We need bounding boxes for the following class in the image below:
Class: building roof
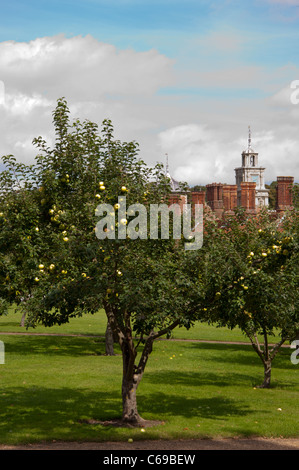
[166,171,181,191]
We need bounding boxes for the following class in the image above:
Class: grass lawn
[0,306,261,342]
[0,309,298,444]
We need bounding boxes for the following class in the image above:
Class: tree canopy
[197,208,299,387]
[0,98,203,424]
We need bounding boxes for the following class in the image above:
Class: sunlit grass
[0,307,265,343]
[0,326,298,445]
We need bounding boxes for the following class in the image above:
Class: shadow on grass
[0,322,21,329]
[137,391,255,422]
[145,368,260,388]
[187,342,296,371]
[0,386,122,443]
[0,383,255,443]
[2,335,117,357]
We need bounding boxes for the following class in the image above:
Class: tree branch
[244,327,265,363]
[270,337,287,362]
[151,319,181,340]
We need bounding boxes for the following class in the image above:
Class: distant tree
[191,185,207,193]
[292,183,299,210]
[198,208,299,388]
[0,156,42,324]
[265,181,277,209]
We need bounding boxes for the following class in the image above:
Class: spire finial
[165,153,169,175]
[248,125,252,152]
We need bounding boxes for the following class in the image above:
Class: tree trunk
[20,312,26,327]
[260,360,272,388]
[105,322,115,356]
[121,340,145,426]
[122,376,144,425]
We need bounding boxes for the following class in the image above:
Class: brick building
[166,129,295,217]
[235,126,269,208]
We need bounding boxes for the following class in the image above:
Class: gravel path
[1,437,299,450]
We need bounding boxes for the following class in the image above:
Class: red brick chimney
[191,191,206,206]
[240,182,256,211]
[223,185,238,211]
[276,177,294,212]
[206,183,224,214]
[168,193,188,213]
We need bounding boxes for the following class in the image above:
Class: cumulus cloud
[0,34,174,98]
[158,124,241,186]
[0,33,298,185]
[0,34,174,164]
[158,119,299,187]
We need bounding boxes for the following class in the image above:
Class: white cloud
[0,34,174,164]
[158,124,240,185]
[0,33,298,185]
[0,34,174,99]
[3,93,54,115]
[158,120,299,186]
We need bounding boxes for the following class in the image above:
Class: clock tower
[235,126,269,207]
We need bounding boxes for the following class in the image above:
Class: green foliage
[196,208,299,386]
[265,181,277,210]
[0,98,204,422]
[293,183,299,210]
[11,99,200,336]
[200,210,298,334]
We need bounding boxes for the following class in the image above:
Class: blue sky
[0,0,298,184]
[2,0,299,63]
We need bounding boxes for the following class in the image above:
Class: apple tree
[198,208,299,388]
[0,156,46,324]
[15,98,203,425]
